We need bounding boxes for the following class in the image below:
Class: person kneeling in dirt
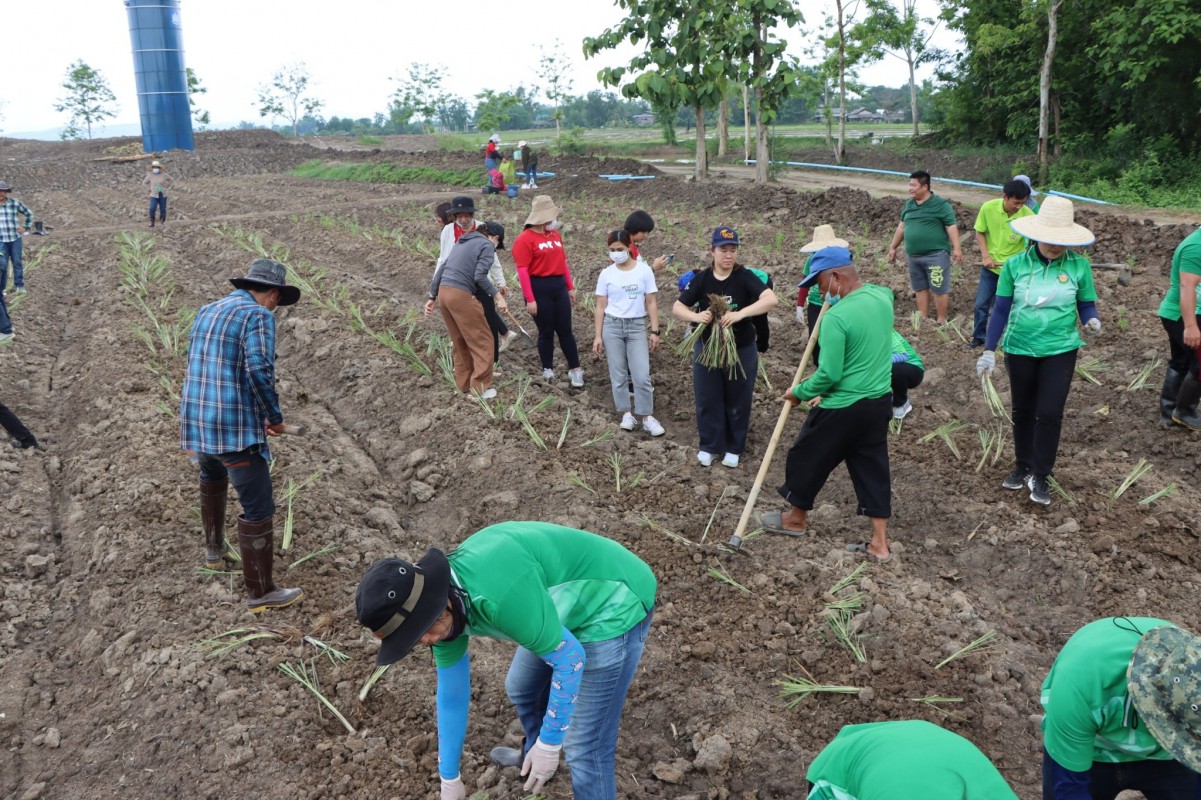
[889,330,923,421]
[1041,617,1201,799]
[807,720,1018,799]
[355,522,656,800]
[179,258,303,613]
[766,246,894,562]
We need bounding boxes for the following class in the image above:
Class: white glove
[440,776,466,800]
[521,738,561,793]
[795,306,805,323]
[1084,317,1102,335]
[976,350,996,377]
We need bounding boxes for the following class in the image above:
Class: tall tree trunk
[1052,92,1062,157]
[694,105,708,182]
[822,85,832,148]
[835,0,848,163]
[742,84,751,163]
[718,95,729,158]
[907,51,919,137]
[1037,0,1064,185]
[755,87,769,184]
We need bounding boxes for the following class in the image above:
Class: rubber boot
[200,478,228,569]
[1160,367,1185,427]
[237,515,303,612]
[1171,373,1201,431]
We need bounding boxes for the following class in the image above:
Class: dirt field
[2,130,1199,800]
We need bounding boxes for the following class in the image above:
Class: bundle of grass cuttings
[679,294,745,379]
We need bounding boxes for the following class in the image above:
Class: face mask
[610,250,630,265]
[824,291,841,306]
[458,217,474,230]
[546,220,561,232]
[152,168,161,174]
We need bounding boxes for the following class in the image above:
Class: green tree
[186,67,211,130]
[855,0,941,136]
[54,60,117,140]
[389,62,448,133]
[818,0,881,163]
[437,97,472,133]
[475,89,522,133]
[257,62,323,138]
[537,40,576,136]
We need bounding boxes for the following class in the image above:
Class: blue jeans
[602,315,653,415]
[484,157,497,171]
[972,268,1000,342]
[1042,748,1201,799]
[195,445,275,520]
[504,610,653,800]
[1,238,24,289]
[0,282,11,334]
[692,338,758,456]
[149,195,168,222]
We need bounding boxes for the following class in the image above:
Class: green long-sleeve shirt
[795,283,893,408]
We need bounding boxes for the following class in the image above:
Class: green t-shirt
[1041,617,1177,771]
[901,193,956,256]
[1157,227,1201,321]
[806,720,1019,800]
[890,330,923,369]
[800,254,822,307]
[432,522,657,667]
[996,246,1097,357]
[973,198,1034,272]
[797,284,893,409]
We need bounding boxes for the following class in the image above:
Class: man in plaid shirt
[0,181,35,295]
[180,258,303,612]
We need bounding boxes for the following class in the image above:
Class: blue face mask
[824,291,841,306]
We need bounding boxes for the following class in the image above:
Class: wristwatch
[650,329,660,335]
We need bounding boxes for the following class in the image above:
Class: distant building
[846,107,885,123]
[884,110,907,123]
[632,112,656,126]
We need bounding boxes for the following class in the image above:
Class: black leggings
[1161,315,1201,378]
[529,275,580,370]
[475,289,508,363]
[1006,349,1077,478]
[806,302,822,366]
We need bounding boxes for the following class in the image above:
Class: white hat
[1009,196,1095,246]
[1013,174,1038,197]
[518,140,528,148]
[490,133,501,143]
[800,224,849,253]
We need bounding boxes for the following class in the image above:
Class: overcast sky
[3,0,958,136]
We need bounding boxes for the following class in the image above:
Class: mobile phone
[667,254,675,265]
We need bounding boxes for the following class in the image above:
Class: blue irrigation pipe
[743,159,1113,206]
[598,174,657,181]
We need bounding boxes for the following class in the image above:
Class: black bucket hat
[483,221,506,250]
[229,258,301,306]
[449,196,477,215]
[356,549,451,665]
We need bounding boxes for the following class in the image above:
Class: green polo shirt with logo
[796,283,893,408]
[799,254,822,306]
[996,246,1097,358]
[1041,617,1177,771]
[1157,227,1201,322]
[901,193,956,256]
[973,198,1034,272]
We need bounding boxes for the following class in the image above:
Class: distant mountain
[2,121,241,142]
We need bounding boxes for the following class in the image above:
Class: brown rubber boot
[200,478,229,569]
[236,515,303,613]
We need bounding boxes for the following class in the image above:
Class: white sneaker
[498,331,519,353]
[480,388,498,401]
[893,400,912,420]
[642,416,665,437]
[542,368,555,381]
[14,287,26,294]
[697,451,715,467]
[722,453,740,468]
[569,368,584,388]
[0,332,13,343]
[619,412,637,431]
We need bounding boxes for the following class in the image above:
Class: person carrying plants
[1041,617,1201,799]
[672,225,778,468]
[807,720,1018,799]
[519,140,539,188]
[592,229,664,436]
[765,246,894,562]
[424,221,507,400]
[969,179,1035,348]
[887,169,963,325]
[889,329,923,420]
[354,522,656,800]
[1156,225,1201,430]
[975,196,1100,506]
[142,160,174,228]
[623,209,670,271]
[797,224,851,367]
[512,195,585,386]
[179,258,303,613]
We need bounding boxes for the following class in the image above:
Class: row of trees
[52,60,211,140]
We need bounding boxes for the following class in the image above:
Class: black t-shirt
[679,267,769,349]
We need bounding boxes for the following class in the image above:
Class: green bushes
[291,160,485,187]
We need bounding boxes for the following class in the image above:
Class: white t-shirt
[594,261,657,319]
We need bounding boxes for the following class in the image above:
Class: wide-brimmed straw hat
[525,195,559,227]
[1129,625,1201,772]
[800,224,849,253]
[230,258,301,306]
[356,549,452,665]
[1009,196,1095,246]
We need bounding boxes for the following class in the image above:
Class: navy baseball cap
[798,246,853,288]
[711,225,740,247]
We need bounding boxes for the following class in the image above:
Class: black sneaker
[1001,467,1029,490]
[968,338,985,349]
[1028,474,1051,505]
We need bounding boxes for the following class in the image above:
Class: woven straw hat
[801,224,849,253]
[1129,625,1201,772]
[525,195,559,227]
[1009,196,1095,246]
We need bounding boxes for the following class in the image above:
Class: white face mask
[546,220,561,231]
[610,250,630,265]
[457,217,474,230]
[152,168,161,174]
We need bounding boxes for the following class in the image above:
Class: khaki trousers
[439,286,494,393]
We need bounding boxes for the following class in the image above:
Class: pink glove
[521,738,561,793]
[440,776,466,800]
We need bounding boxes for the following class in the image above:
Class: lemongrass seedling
[910,695,966,719]
[608,452,623,492]
[566,472,596,495]
[935,629,998,669]
[942,317,968,344]
[637,515,695,546]
[1074,357,1107,385]
[1047,476,1075,504]
[975,427,999,473]
[825,592,865,612]
[756,361,773,393]
[1139,483,1177,506]
[707,563,751,594]
[581,429,615,447]
[910,310,922,331]
[920,420,969,460]
[287,543,341,570]
[359,665,390,702]
[675,319,706,359]
[304,635,351,666]
[1126,357,1162,392]
[699,487,731,545]
[829,562,868,595]
[1105,458,1152,510]
[825,609,867,663]
[628,470,645,488]
[776,670,862,708]
[513,405,547,450]
[556,410,571,449]
[888,417,904,435]
[278,660,357,733]
[529,395,556,415]
[470,389,498,419]
[199,627,283,659]
[980,374,1010,422]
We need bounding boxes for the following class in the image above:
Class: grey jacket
[429,231,497,299]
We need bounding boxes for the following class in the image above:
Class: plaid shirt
[180,290,283,456]
[0,197,35,242]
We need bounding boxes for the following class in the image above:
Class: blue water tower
[125,0,194,152]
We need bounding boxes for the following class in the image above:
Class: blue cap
[798,246,853,288]
[711,225,740,247]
